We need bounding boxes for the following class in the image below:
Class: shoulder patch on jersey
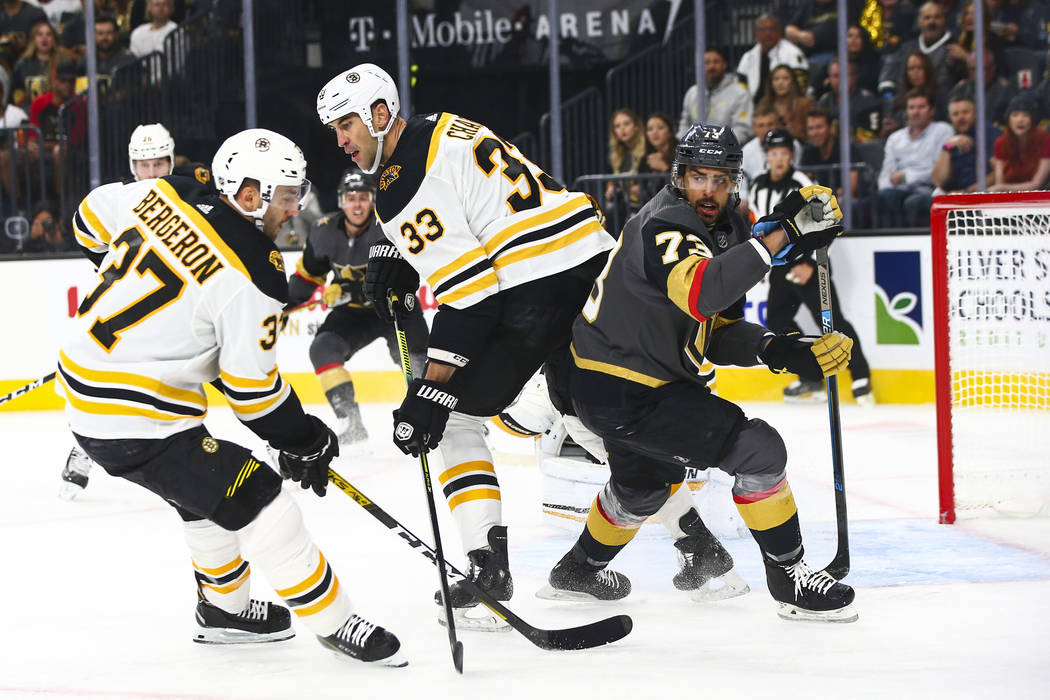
[194,166,211,184]
[374,113,443,222]
[269,250,285,272]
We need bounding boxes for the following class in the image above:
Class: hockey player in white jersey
[317,63,614,628]
[59,128,406,666]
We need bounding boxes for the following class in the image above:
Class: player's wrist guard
[364,243,419,323]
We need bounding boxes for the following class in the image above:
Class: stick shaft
[0,372,56,408]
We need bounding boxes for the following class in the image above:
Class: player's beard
[694,198,724,227]
[261,206,289,240]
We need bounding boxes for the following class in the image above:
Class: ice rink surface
[2,400,1048,700]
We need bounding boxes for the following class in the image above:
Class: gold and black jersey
[291,213,385,309]
[571,186,774,388]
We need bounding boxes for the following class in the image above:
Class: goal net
[932,193,1050,523]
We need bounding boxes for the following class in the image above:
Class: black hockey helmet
[337,169,374,197]
[762,127,794,152]
[672,123,743,186]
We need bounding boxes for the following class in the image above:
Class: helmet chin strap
[361,134,385,174]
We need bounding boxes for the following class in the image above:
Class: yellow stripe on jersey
[435,269,499,306]
[219,367,280,391]
[426,113,454,173]
[73,228,104,251]
[482,194,590,255]
[59,350,207,408]
[57,373,206,421]
[491,219,602,271]
[570,343,670,388]
[426,245,488,291]
[155,179,250,280]
[79,198,112,245]
[227,383,290,415]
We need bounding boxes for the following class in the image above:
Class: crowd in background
[605,0,1050,229]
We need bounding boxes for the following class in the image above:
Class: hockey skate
[783,379,826,403]
[193,594,295,644]
[318,614,407,667]
[673,512,750,602]
[852,378,876,407]
[59,447,93,501]
[764,558,858,623]
[536,546,631,602]
[436,526,512,631]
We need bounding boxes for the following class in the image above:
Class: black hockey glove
[759,332,854,382]
[392,379,458,457]
[753,186,843,264]
[364,243,419,323]
[276,416,339,497]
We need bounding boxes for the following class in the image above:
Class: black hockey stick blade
[327,468,633,651]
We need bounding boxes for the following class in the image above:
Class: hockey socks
[185,520,252,614]
[438,413,502,553]
[733,476,803,565]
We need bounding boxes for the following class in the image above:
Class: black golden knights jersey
[61,175,300,441]
[571,186,773,388]
[290,212,384,309]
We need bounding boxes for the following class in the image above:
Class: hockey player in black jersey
[287,169,428,447]
[543,123,859,623]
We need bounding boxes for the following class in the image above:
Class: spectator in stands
[677,46,752,143]
[989,92,1050,191]
[879,1,969,98]
[605,107,645,217]
[951,50,1016,127]
[786,0,851,64]
[860,0,918,57]
[816,60,883,142]
[0,0,47,64]
[60,0,122,60]
[28,0,81,30]
[847,24,880,94]
[22,199,71,253]
[0,77,27,160]
[953,0,979,53]
[877,90,955,226]
[930,91,1000,194]
[882,51,947,138]
[28,59,78,194]
[129,0,175,58]
[739,104,803,208]
[737,13,808,100]
[634,111,677,203]
[77,13,133,81]
[756,64,812,142]
[11,19,58,106]
[988,0,1049,52]
[128,0,186,26]
[800,107,861,198]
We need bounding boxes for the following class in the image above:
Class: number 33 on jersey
[373,113,612,310]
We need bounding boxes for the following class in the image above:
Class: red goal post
[931,192,1050,524]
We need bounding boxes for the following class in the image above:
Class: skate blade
[534,584,626,602]
[784,394,827,403]
[687,569,751,602]
[437,605,511,632]
[775,602,858,623]
[58,482,85,501]
[193,626,296,644]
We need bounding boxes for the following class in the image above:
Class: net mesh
[944,206,1050,517]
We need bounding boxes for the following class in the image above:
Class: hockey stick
[0,372,56,408]
[814,245,850,580]
[388,293,464,674]
[326,467,633,651]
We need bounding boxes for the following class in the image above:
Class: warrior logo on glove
[395,422,414,441]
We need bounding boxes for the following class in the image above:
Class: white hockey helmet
[211,128,311,220]
[128,123,175,178]
[316,63,400,174]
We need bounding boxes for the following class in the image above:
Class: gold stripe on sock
[735,483,798,531]
[293,577,340,617]
[192,555,244,577]
[275,552,327,598]
[585,497,640,547]
[201,566,251,594]
[447,487,501,510]
[318,367,353,393]
[439,460,495,485]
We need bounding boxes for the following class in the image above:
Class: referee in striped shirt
[748,129,874,405]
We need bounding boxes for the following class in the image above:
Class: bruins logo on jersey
[269,250,285,272]
[201,437,219,453]
[380,165,401,191]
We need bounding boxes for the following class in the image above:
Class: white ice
[2,401,1048,700]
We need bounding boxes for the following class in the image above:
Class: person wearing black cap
[989,92,1050,192]
[752,128,874,405]
[286,168,429,449]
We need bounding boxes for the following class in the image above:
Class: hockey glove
[323,281,353,307]
[753,186,843,264]
[277,416,339,497]
[364,243,419,323]
[392,379,458,457]
[759,331,854,382]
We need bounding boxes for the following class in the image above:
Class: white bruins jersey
[374,113,613,309]
[59,176,293,440]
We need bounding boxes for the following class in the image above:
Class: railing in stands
[0,125,50,250]
[572,172,669,236]
[539,87,605,183]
